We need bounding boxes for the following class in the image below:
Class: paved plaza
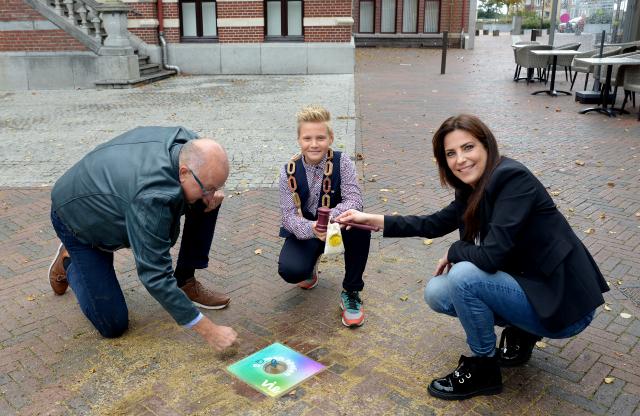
[1,34,640,415]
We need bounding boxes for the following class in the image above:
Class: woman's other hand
[434,252,452,276]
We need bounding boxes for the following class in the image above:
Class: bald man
[48,127,237,351]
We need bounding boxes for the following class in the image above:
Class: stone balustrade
[42,0,131,54]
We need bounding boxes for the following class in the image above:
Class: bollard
[441,31,448,75]
[530,29,537,41]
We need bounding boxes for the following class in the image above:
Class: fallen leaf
[584,228,595,234]
[368,177,377,182]
[416,279,423,283]
[400,296,408,301]
[89,368,96,374]
[575,160,585,166]
[391,211,398,215]
[379,189,391,192]
[555,108,562,112]
[568,208,575,213]
[550,191,560,196]
[535,341,547,349]
[604,304,612,311]
[616,280,623,285]
[607,182,615,187]
[635,212,640,218]
[26,295,35,301]
[599,213,606,220]
[620,312,632,319]
[603,377,615,384]
[423,239,433,245]
[381,197,388,203]
[355,153,364,161]
[254,248,262,255]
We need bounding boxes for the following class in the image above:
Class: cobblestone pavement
[1,34,640,415]
[0,75,355,189]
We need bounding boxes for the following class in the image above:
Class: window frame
[264,0,304,42]
[379,0,397,34]
[358,0,375,34]
[423,0,441,33]
[401,0,418,34]
[179,0,218,43]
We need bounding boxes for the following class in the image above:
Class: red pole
[157,0,164,33]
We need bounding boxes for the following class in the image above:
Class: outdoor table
[530,50,582,96]
[575,56,640,117]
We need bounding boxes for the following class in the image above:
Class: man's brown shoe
[180,277,230,310]
[48,243,70,295]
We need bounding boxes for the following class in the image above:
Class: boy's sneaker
[297,262,319,290]
[340,290,364,327]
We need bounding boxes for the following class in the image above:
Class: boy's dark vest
[279,151,342,238]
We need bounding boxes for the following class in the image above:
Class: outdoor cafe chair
[552,42,581,82]
[512,41,539,81]
[515,44,552,83]
[620,62,640,121]
[597,53,640,110]
[570,46,622,91]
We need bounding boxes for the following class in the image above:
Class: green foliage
[521,17,550,29]
[586,9,612,24]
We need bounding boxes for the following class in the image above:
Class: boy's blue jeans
[424,261,594,356]
[50,201,218,338]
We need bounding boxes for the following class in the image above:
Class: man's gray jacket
[51,126,200,325]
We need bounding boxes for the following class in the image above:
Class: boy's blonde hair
[296,105,333,137]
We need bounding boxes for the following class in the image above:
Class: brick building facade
[0,0,355,89]
[353,0,472,47]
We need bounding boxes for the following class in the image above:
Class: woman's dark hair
[432,114,502,241]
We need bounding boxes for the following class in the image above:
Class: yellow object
[329,234,342,247]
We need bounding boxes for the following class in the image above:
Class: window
[424,0,439,33]
[265,1,303,39]
[402,0,418,33]
[180,0,217,41]
[359,1,374,33]
[380,0,396,33]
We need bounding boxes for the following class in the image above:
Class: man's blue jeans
[424,261,594,356]
[50,201,218,338]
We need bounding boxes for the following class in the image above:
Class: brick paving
[1,34,640,415]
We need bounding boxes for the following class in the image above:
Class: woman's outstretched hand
[335,209,385,231]
[434,252,452,276]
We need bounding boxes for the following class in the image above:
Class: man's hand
[192,316,238,351]
[434,252,452,276]
[311,221,326,241]
[203,190,224,212]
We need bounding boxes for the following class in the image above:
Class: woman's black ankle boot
[497,326,542,367]
[427,355,502,400]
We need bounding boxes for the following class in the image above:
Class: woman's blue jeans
[424,261,594,356]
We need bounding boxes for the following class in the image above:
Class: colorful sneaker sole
[297,274,318,290]
[339,299,364,327]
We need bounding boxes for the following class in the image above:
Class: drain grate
[619,287,640,308]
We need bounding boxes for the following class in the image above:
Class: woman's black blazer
[384,157,609,332]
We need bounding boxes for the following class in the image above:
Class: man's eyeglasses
[189,168,217,196]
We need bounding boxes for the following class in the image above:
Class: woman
[336,114,608,400]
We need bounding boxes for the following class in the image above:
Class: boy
[277,105,371,327]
